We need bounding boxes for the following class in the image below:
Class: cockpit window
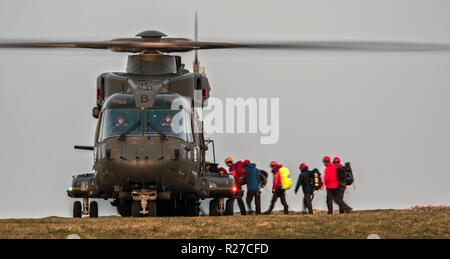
[146,109,192,141]
[101,109,142,141]
[99,93,194,142]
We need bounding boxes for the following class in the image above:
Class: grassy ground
[0,206,448,239]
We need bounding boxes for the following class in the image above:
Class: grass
[0,206,448,239]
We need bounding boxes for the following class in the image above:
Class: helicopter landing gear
[131,201,140,217]
[225,198,234,216]
[73,201,82,218]
[72,198,98,218]
[156,201,173,217]
[82,197,89,216]
[131,188,157,217]
[148,201,157,217]
[209,197,226,216]
[89,201,98,218]
[131,200,156,217]
[185,200,200,217]
[115,200,132,217]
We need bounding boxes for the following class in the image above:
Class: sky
[0,0,449,218]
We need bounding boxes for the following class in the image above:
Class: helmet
[225,157,233,164]
[323,156,331,163]
[299,163,307,170]
[243,160,250,166]
[270,161,278,167]
[333,157,341,163]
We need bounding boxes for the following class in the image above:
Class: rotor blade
[134,40,450,52]
[1,39,450,53]
[229,41,450,52]
[0,41,109,50]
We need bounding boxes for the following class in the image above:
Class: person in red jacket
[263,161,289,215]
[323,156,351,214]
[224,157,247,215]
[219,167,229,175]
[333,157,352,214]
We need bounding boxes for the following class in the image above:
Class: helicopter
[1,18,450,218]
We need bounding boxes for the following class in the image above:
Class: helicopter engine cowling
[94,56,211,114]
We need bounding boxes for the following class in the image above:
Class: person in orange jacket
[263,161,289,215]
[224,157,247,215]
[323,156,351,214]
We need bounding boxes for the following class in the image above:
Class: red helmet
[243,160,250,166]
[333,157,341,163]
[323,156,331,163]
[270,161,278,167]
[299,163,307,170]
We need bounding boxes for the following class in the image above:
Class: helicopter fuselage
[67,53,236,217]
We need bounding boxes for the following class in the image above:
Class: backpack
[279,167,292,190]
[343,162,354,185]
[310,168,322,191]
[257,169,268,189]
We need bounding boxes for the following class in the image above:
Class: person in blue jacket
[244,159,261,215]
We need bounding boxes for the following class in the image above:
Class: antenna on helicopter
[193,10,200,73]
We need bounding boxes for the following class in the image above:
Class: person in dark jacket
[244,160,261,215]
[323,156,352,214]
[333,157,352,214]
[294,163,314,214]
[264,161,289,215]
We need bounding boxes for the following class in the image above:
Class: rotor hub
[136,30,167,42]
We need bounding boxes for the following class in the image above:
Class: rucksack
[257,169,268,189]
[343,162,354,185]
[279,167,292,190]
[310,168,322,191]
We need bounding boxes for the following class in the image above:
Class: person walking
[323,156,352,214]
[264,161,289,215]
[294,163,314,214]
[244,160,261,215]
[333,157,353,214]
[225,157,247,215]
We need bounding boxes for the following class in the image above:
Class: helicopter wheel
[131,201,141,217]
[117,201,132,217]
[73,201,82,218]
[156,201,173,217]
[148,201,157,217]
[89,201,98,218]
[209,198,219,216]
[185,201,200,217]
[224,198,234,216]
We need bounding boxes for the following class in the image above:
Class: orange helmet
[225,157,233,164]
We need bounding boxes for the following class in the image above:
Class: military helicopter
[1,17,450,218]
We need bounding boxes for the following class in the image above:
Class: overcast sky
[0,0,449,218]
